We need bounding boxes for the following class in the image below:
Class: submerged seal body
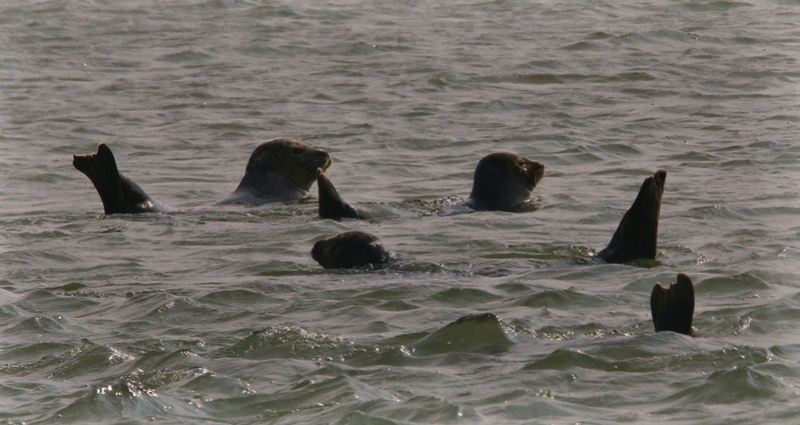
[651,272,695,335]
[597,169,666,264]
[74,138,332,214]
[311,231,392,269]
[466,152,546,212]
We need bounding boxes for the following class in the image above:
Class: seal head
[651,272,695,335]
[311,231,391,269]
[466,152,545,212]
[597,169,666,264]
[73,143,174,214]
[216,138,332,205]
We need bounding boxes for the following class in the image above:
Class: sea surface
[1,1,799,424]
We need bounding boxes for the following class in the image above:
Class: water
[1,0,799,423]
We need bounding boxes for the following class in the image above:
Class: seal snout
[521,160,545,190]
[528,160,545,179]
[537,161,546,177]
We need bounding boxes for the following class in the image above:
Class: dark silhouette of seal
[651,272,695,335]
[215,138,332,205]
[72,143,175,214]
[317,169,360,220]
[597,169,666,263]
[73,138,332,214]
[465,152,546,212]
[311,231,392,269]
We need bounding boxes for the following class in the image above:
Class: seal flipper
[317,169,360,220]
[597,169,666,264]
[73,143,169,214]
[651,272,695,334]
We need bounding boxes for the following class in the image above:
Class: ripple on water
[694,272,770,295]
[214,326,348,361]
[2,314,90,338]
[428,287,502,307]
[665,365,786,406]
[511,288,610,310]
[51,372,202,423]
[411,313,514,356]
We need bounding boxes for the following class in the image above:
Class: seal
[317,169,360,220]
[311,231,392,269]
[215,138,332,205]
[312,151,545,217]
[651,272,695,335]
[465,152,546,212]
[73,138,332,214]
[597,169,666,264]
[73,143,175,214]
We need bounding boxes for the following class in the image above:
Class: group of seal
[313,161,691,335]
[72,138,331,214]
[73,140,694,335]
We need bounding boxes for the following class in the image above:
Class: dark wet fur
[217,138,332,205]
[651,272,695,335]
[467,152,546,212]
[598,169,666,264]
[311,231,391,269]
[72,143,168,214]
[317,169,360,220]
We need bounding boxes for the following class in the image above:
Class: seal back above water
[466,152,546,212]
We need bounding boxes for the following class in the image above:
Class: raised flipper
[651,272,695,335]
[311,231,391,269]
[73,143,172,214]
[317,169,360,220]
[598,169,666,263]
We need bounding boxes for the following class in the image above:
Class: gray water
[2,0,800,423]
